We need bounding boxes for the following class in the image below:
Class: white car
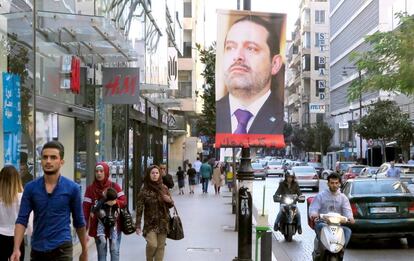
[266,161,285,177]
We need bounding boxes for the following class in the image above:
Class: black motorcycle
[273,194,305,242]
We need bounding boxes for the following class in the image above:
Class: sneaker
[297,226,302,234]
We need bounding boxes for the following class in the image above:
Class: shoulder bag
[120,207,136,235]
[167,205,184,240]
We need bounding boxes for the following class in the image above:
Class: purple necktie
[233,109,253,134]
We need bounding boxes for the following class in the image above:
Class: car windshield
[293,167,315,174]
[350,166,365,174]
[351,180,411,195]
[308,162,321,167]
[268,161,282,166]
[251,163,263,169]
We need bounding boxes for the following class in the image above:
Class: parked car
[341,178,414,246]
[307,162,323,178]
[358,166,379,178]
[266,160,284,177]
[342,165,368,183]
[336,161,356,175]
[290,166,319,192]
[376,163,414,184]
[251,162,266,180]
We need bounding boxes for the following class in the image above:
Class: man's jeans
[95,233,122,261]
[315,221,351,247]
[202,178,209,193]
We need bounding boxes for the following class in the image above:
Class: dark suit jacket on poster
[216,93,283,134]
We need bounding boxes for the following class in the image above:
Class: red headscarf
[92,162,111,199]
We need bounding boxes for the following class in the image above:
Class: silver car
[291,166,319,192]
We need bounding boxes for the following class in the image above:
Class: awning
[1,11,138,63]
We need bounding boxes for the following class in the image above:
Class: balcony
[288,93,300,106]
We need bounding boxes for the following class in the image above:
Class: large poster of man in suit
[215,10,286,148]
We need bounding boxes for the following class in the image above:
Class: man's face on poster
[223,20,281,100]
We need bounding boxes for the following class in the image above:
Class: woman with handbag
[136,165,174,261]
[83,162,127,261]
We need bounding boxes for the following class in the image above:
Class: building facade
[329,0,413,162]
[285,0,330,128]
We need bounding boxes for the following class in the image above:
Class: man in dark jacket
[273,172,302,233]
[160,164,174,189]
[187,164,197,194]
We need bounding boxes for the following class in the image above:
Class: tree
[195,43,216,141]
[348,13,414,100]
[353,100,414,162]
[291,126,307,159]
[313,122,334,155]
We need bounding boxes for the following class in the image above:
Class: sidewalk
[75,183,238,260]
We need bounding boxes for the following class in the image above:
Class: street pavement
[75,182,240,261]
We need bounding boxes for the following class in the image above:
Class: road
[251,176,414,261]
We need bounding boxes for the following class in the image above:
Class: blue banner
[2,72,22,168]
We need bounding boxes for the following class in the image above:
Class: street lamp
[341,66,363,161]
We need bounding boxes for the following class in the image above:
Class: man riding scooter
[273,171,303,235]
[309,172,355,260]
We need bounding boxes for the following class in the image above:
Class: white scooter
[312,212,348,261]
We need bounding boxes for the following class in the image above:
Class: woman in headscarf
[83,162,126,261]
[136,165,174,261]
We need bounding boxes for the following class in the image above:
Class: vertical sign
[168,47,178,90]
[2,72,21,168]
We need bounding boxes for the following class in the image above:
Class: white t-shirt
[193,160,202,172]
[0,193,23,236]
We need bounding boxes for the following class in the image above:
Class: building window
[180,29,192,58]
[184,1,192,18]
[315,10,325,24]
[302,32,310,49]
[302,54,310,71]
[302,8,310,25]
[178,70,192,98]
[314,56,326,70]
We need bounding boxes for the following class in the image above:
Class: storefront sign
[102,67,140,104]
[149,107,158,120]
[309,103,326,113]
[338,122,349,129]
[161,113,168,125]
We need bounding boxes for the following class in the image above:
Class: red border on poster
[216,133,285,148]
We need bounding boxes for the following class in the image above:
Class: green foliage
[354,100,414,160]
[348,13,414,100]
[195,43,216,139]
[7,45,31,134]
[291,122,334,156]
[313,122,335,155]
[283,122,293,142]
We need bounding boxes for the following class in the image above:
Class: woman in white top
[0,165,25,261]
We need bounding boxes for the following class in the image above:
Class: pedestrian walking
[386,160,401,178]
[83,162,127,261]
[193,157,202,184]
[211,162,224,195]
[0,165,29,261]
[19,152,33,187]
[186,164,196,194]
[176,166,185,195]
[11,141,88,261]
[200,159,213,194]
[136,165,174,261]
[160,164,174,189]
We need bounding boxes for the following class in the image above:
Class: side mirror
[298,195,306,203]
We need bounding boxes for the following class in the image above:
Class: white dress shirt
[229,90,271,133]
